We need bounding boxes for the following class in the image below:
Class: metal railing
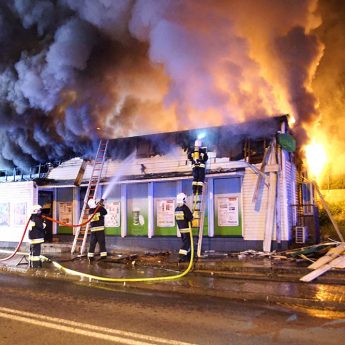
[0,161,61,183]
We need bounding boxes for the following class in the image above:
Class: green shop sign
[278,133,296,152]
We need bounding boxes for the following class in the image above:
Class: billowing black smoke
[0,1,333,170]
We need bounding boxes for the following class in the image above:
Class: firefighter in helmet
[188,139,208,196]
[28,204,46,268]
[87,198,108,262]
[175,193,193,263]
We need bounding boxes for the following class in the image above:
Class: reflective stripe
[30,238,44,244]
[91,226,105,232]
[100,252,107,257]
[192,164,205,168]
[175,211,184,220]
[30,256,41,262]
[179,249,188,255]
[28,221,35,230]
[179,228,191,233]
[197,182,204,186]
[192,181,198,186]
[88,252,94,257]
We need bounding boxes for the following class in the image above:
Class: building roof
[40,115,289,187]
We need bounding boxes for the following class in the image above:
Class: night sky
[0,0,344,174]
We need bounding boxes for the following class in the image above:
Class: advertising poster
[157,199,175,228]
[58,202,73,224]
[217,196,239,227]
[104,200,120,227]
[127,184,148,236]
[13,202,27,226]
[0,203,10,227]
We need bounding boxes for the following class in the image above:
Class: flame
[305,139,328,181]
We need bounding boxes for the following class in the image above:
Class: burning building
[0,1,344,251]
[0,115,319,253]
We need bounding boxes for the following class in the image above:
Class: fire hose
[42,205,101,227]
[0,218,31,262]
[2,205,195,282]
[47,229,194,283]
[0,206,101,262]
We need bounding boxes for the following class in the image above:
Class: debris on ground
[236,249,287,260]
[300,243,345,282]
[203,250,228,258]
[283,242,339,259]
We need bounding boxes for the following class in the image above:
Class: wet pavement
[1,244,345,313]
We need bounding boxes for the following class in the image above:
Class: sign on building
[157,199,175,228]
[0,181,37,243]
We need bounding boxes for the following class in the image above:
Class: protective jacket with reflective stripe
[28,214,45,244]
[188,147,208,168]
[175,204,193,231]
[89,206,107,231]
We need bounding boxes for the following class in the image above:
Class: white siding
[279,151,297,241]
[242,167,269,240]
[0,181,37,242]
[46,150,253,183]
[47,158,84,180]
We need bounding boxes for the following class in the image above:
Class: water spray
[102,152,136,200]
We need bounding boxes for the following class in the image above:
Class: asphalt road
[0,272,344,345]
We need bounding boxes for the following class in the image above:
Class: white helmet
[176,193,187,205]
[32,204,42,214]
[194,139,202,147]
[88,198,97,208]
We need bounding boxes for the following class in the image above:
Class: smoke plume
[0,0,340,172]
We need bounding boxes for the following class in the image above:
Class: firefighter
[188,139,208,196]
[175,193,193,263]
[87,198,108,263]
[28,204,46,268]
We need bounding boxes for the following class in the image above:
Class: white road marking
[0,306,195,345]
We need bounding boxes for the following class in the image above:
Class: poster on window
[0,202,10,227]
[217,196,239,227]
[104,200,120,227]
[13,202,27,226]
[157,199,175,227]
[58,202,73,224]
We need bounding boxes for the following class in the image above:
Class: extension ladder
[191,182,208,258]
[71,139,109,255]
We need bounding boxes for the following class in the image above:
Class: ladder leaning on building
[71,140,109,255]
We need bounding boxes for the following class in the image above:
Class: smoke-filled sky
[0,0,344,176]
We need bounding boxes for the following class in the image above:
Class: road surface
[0,272,344,344]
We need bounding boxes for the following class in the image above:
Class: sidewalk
[1,243,345,312]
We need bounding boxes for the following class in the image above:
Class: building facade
[0,116,302,252]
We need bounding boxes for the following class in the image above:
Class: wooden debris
[283,242,337,258]
[300,255,345,282]
[308,243,345,270]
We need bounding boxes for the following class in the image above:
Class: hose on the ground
[0,206,101,262]
[47,228,194,282]
[3,207,195,283]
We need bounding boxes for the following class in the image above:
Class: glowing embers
[305,139,327,181]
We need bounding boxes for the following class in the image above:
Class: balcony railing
[0,161,61,183]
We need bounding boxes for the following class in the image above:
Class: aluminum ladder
[191,182,208,258]
[71,139,109,255]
